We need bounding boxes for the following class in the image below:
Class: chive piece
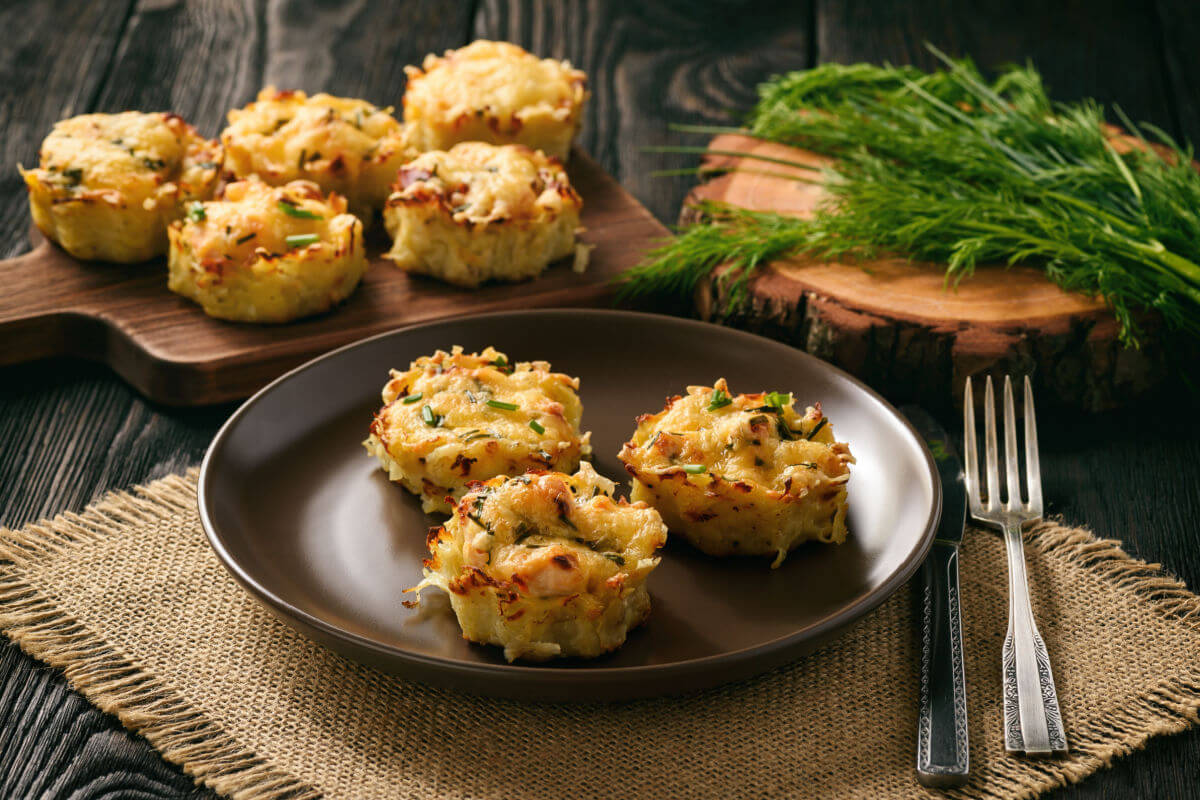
[706,388,732,411]
[187,203,206,222]
[766,391,792,410]
[805,418,829,440]
[489,356,513,374]
[285,233,320,248]
[465,390,477,403]
[235,232,256,245]
[421,404,442,427]
[277,200,322,219]
[604,553,626,566]
[529,419,545,434]
[402,392,423,404]
[682,464,707,474]
[486,399,518,411]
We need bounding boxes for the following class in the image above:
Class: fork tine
[1024,376,1043,515]
[983,376,1002,511]
[963,378,982,515]
[1003,376,1023,509]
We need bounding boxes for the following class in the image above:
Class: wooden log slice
[686,134,1167,411]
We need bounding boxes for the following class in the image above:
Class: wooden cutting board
[688,135,1166,411]
[0,151,667,406]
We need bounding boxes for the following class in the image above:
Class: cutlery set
[908,376,1067,788]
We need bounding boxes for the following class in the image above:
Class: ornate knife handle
[917,543,969,787]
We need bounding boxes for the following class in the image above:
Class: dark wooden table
[2,1,1198,797]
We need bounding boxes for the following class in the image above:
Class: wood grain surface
[1,2,1198,799]
[685,134,1165,412]
[0,149,665,405]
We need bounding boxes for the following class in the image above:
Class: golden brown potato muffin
[220,87,417,219]
[167,179,366,323]
[409,463,668,662]
[618,379,854,567]
[402,40,588,159]
[21,111,221,262]
[364,346,592,514]
[382,142,582,287]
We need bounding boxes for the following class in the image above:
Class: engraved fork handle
[917,543,969,786]
[1001,521,1067,754]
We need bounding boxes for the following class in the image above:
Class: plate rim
[198,308,941,687]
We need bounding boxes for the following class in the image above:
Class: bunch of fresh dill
[618,46,1200,346]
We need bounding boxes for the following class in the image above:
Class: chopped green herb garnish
[421,404,442,427]
[285,233,320,248]
[187,202,206,222]
[486,399,518,411]
[528,419,545,434]
[235,232,256,244]
[706,388,732,411]
[278,200,322,219]
[806,418,829,440]
[765,391,792,410]
[604,553,626,566]
[465,390,477,403]
[682,464,707,474]
[402,392,423,404]
[489,356,514,374]
[61,167,84,185]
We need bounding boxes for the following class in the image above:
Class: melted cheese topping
[628,379,852,494]
[29,111,219,199]
[366,346,591,513]
[412,463,667,661]
[221,87,415,214]
[176,179,350,269]
[404,40,585,124]
[387,142,578,225]
[453,464,665,594]
[402,40,588,158]
[167,178,365,322]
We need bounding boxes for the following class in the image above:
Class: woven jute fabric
[0,472,1198,800]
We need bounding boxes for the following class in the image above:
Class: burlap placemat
[0,471,1197,800]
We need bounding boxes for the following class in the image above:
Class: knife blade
[903,405,969,788]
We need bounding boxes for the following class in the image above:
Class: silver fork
[964,375,1067,756]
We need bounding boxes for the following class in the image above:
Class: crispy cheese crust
[402,40,588,160]
[364,346,592,513]
[167,179,366,323]
[382,142,581,287]
[221,87,417,219]
[618,379,855,567]
[21,112,221,263]
[410,464,667,662]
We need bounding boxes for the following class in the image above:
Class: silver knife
[904,406,969,788]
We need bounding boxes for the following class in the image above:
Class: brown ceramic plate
[198,309,940,701]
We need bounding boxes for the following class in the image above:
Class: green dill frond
[618,45,1200,346]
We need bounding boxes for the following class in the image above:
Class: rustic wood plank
[1155,0,1200,147]
[816,0,1180,141]
[474,0,814,224]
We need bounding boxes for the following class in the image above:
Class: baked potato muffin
[167,179,366,323]
[365,346,592,513]
[20,111,221,262]
[221,87,417,219]
[409,463,668,662]
[402,40,588,160]
[618,379,855,568]
[382,142,581,287]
